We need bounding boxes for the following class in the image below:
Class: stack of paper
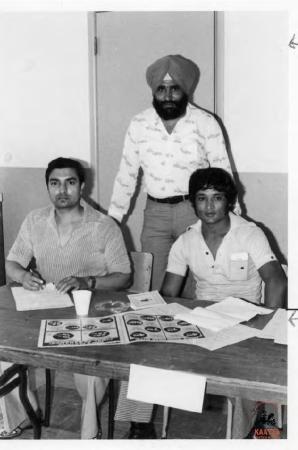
[175,297,273,332]
[12,283,73,311]
[127,290,166,310]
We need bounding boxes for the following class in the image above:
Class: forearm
[93,272,132,291]
[160,272,184,298]
[264,278,287,309]
[5,260,27,284]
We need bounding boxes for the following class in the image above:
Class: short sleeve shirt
[7,200,131,284]
[167,213,277,303]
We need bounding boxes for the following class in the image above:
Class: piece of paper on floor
[207,296,273,321]
[175,307,240,332]
[127,364,206,413]
[11,283,73,311]
[193,324,261,351]
[258,308,287,345]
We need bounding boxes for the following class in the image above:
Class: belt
[147,194,189,204]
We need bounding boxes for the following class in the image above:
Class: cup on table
[73,290,92,316]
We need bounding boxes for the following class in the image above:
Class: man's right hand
[22,271,45,291]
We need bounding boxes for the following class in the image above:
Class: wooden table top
[0,285,287,403]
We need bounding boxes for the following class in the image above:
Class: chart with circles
[122,312,204,343]
[38,316,122,347]
[38,313,204,348]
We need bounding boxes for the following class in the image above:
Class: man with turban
[109,55,239,439]
[109,54,238,294]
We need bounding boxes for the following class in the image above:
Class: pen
[30,269,46,288]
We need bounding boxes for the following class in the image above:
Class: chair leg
[277,404,283,429]
[161,406,170,438]
[18,366,41,439]
[108,379,115,439]
[226,398,233,439]
[43,369,51,427]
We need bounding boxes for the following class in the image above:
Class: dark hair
[45,157,85,185]
[189,168,237,211]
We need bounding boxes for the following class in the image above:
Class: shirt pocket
[229,252,249,281]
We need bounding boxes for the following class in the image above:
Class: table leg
[18,366,41,439]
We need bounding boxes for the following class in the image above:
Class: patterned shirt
[109,104,232,222]
[7,200,131,284]
[167,213,277,304]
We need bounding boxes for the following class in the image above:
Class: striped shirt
[7,200,130,284]
[109,104,232,222]
[167,213,277,304]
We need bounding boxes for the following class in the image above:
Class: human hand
[55,276,88,294]
[22,271,45,291]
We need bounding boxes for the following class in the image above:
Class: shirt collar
[47,197,88,226]
[188,212,244,234]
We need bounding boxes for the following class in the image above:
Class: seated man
[161,167,287,438]
[4,157,131,439]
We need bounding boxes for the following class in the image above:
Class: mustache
[56,195,69,199]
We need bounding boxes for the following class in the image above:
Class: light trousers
[73,374,109,439]
[141,197,197,293]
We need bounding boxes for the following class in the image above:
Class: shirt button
[205,251,209,255]
[211,265,214,268]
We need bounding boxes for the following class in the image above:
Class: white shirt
[167,213,277,303]
[7,200,131,284]
[109,104,232,222]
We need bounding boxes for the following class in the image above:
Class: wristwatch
[88,276,96,290]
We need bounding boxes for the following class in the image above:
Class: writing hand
[56,276,88,294]
[22,270,45,291]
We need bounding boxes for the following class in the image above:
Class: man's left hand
[56,276,88,294]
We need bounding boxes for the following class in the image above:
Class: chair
[0,193,51,429]
[0,364,41,438]
[107,251,153,438]
[163,263,288,439]
[0,193,6,286]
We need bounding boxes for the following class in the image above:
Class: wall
[0,11,288,265]
[216,11,288,262]
[0,12,91,255]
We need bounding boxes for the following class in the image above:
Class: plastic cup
[73,290,92,316]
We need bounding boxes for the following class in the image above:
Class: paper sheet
[175,307,240,332]
[175,297,274,332]
[127,363,206,413]
[191,324,261,351]
[127,290,166,310]
[258,308,287,345]
[207,296,273,320]
[12,283,73,311]
[136,302,191,316]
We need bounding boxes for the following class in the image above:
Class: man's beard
[153,94,188,120]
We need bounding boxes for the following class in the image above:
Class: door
[95,11,215,250]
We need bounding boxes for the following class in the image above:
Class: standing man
[109,54,239,293]
[4,157,131,439]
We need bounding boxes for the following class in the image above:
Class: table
[0,285,287,435]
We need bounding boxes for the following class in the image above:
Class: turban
[146,55,200,97]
